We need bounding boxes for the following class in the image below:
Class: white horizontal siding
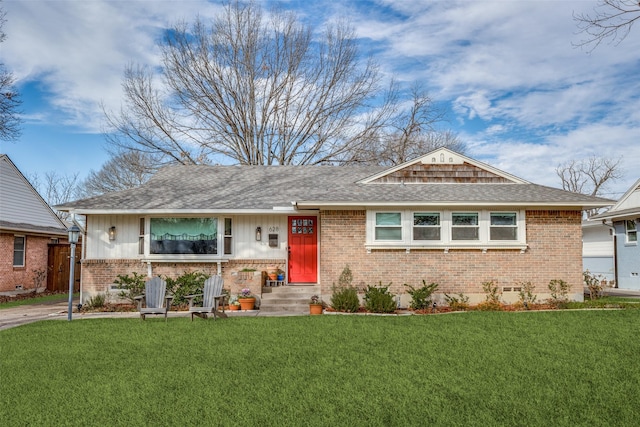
[582,225,614,257]
[85,214,295,260]
[0,156,65,229]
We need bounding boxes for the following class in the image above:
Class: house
[582,219,615,283]
[590,179,640,290]
[55,148,612,306]
[0,154,69,292]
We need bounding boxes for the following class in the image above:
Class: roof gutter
[293,201,614,209]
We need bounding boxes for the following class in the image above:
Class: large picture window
[150,218,218,255]
[413,213,440,241]
[375,212,402,241]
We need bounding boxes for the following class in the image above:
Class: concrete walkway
[0,298,307,331]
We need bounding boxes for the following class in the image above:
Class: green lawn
[0,292,76,309]
[1,311,640,426]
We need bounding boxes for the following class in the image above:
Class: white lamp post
[67,225,80,321]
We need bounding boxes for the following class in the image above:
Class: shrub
[338,265,353,287]
[363,283,396,313]
[516,281,537,308]
[548,279,570,308]
[166,271,209,307]
[85,293,107,310]
[330,265,359,313]
[583,270,604,300]
[114,272,147,304]
[477,281,502,311]
[444,293,470,311]
[330,285,360,313]
[405,280,439,310]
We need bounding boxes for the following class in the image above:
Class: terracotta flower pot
[229,304,240,311]
[309,304,323,315]
[238,298,255,310]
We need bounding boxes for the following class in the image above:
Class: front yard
[1,311,639,426]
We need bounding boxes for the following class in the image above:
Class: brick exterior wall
[319,209,584,304]
[0,233,51,292]
[77,209,584,305]
[80,258,286,304]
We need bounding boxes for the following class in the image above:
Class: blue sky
[1,0,639,198]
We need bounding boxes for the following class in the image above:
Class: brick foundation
[80,258,286,304]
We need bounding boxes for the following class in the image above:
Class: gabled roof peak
[358,148,530,185]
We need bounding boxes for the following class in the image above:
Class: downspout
[602,220,618,288]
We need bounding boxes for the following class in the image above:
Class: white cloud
[3,0,219,130]
[2,0,639,198]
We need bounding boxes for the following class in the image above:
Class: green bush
[85,293,107,310]
[363,282,396,313]
[113,272,147,304]
[338,265,353,287]
[583,270,604,300]
[476,281,502,311]
[516,281,537,308]
[330,285,360,313]
[405,280,439,310]
[166,271,209,307]
[444,293,470,311]
[548,279,570,308]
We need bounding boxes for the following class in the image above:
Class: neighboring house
[582,219,615,283]
[55,148,612,305]
[0,154,68,292]
[591,179,640,290]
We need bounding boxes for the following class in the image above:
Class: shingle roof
[57,163,614,213]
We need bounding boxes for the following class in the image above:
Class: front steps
[259,284,321,313]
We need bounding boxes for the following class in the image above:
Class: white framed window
[13,236,25,267]
[626,220,637,243]
[413,212,441,241]
[150,217,218,255]
[366,209,526,250]
[490,212,518,241]
[138,217,145,255]
[375,212,402,241]
[224,218,233,255]
[143,216,233,257]
[452,212,479,241]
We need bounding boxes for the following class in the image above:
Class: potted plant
[228,295,240,311]
[276,268,285,281]
[309,295,324,315]
[267,270,278,281]
[238,288,256,310]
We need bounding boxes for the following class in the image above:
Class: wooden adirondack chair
[185,275,227,321]
[134,277,173,321]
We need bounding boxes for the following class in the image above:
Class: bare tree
[338,85,466,165]
[27,171,84,220]
[0,3,22,141]
[83,150,159,196]
[574,0,640,51]
[104,1,450,167]
[556,157,623,197]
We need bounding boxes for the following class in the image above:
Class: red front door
[288,216,317,283]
